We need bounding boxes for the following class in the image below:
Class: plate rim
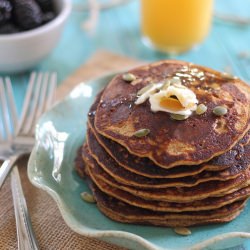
[28,74,250,250]
[28,148,161,250]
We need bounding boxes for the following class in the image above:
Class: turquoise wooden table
[2,0,250,249]
[5,0,250,115]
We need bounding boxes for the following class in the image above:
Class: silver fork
[0,77,39,250]
[0,77,19,175]
[0,72,57,188]
[0,73,56,250]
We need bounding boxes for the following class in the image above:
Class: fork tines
[0,77,18,142]
[16,72,57,137]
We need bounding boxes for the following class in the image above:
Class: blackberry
[12,0,43,30]
[42,11,55,24]
[36,0,54,12]
[0,22,19,34]
[0,0,13,25]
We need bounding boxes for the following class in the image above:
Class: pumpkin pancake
[95,60,250,168]
[99,206,243,227]
[89,93,250,178]
[82,145,250,203]
[87,178,246,227]
[77,158,250,213]
[87,127,250,188]
[76,149,250,213]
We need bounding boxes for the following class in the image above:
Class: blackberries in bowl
[0,0,57,34]
[0,0,71,73]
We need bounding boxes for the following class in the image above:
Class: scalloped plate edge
[28,148,164,250]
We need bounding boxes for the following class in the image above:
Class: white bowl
[0,0,71,73]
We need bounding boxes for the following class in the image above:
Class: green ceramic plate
[28,74,250,250]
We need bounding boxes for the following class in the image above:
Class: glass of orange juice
[141,0,214,54]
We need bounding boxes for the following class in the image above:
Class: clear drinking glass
[141,0,214,55]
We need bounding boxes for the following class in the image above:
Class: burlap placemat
[0,51,143,250]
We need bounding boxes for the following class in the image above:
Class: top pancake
[95,60,250,168]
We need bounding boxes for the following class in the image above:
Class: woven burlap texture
[0,51,143,250]
[0,157,126,250]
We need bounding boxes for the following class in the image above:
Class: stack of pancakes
[76,60,250,227]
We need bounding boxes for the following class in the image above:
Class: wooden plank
[56,50,143,101]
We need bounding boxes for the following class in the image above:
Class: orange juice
[141,0,213,54]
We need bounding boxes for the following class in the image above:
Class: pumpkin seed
[170,77,182,85]
[81,192,96,203]
[196,104,207,115]
[220,72,237,80]
[213,106,228,116]
[174,227,191,236]
[122,73,136,82]
[194,71,205,78]
[170,114,189,121]
[137,83,154,96]
[180,66,189,72]
[134,128,150,137]
[191,68,198,73]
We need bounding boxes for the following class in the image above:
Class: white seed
[220,72,237,80]
[137,83,154,96]
[170,77,182,85]
[161,80,171,90]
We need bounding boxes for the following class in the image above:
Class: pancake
[87,127,250,188]
[89,93,250,179]
[99,206,243,227]
[82,146,250,203]
[82,163,246,220]
[76,149,249,226]
[77,149,250,212]
[95,60,250,168]
[77,159,250,213]
[87,178,246,227]
[77,60,250,228]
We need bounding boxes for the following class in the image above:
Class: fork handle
[11,166,39,250]
[0,154,19,189]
